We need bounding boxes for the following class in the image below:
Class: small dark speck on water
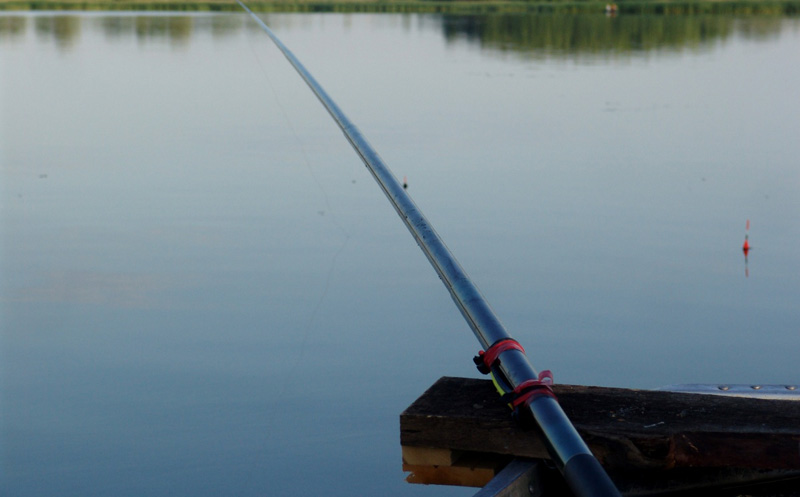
[39,174,48,179]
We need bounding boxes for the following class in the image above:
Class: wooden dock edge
[400,377,800,493]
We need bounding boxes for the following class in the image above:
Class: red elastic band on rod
[481,338,525,371]
[511,370,557,406]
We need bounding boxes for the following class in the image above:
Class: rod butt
[563,453,621,497]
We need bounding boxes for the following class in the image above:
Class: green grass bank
[1,0,798,15]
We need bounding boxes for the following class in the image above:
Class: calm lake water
[2,11,799,497]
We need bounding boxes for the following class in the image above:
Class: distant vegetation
[1,7,792,54]
[1,0,799,14]
[442,13,789,55]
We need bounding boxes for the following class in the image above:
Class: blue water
[2,12,799,496]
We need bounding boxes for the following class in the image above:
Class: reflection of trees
[0,15,26,40]
[34,15,81,48]
[733,16,787,41]
[18,14,202,46]
[205,12,247,36]
[24,14,248,44]
[135,16,193,44]
[441,14,785,56]
[7,12,791,55]
[98,14,244,41]
[97,15,199,44]
[98,15,136,38]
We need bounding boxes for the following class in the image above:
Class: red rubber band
[481,339,525,370]
[511,370,557,406]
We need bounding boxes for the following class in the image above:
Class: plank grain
[400,377,800,471]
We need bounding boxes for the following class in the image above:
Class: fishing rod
[236,3,621,496]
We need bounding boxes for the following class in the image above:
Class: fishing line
[241,13,352,366]
[242,25,350,364]
[237,18,353,493]
[242,19,352,378]
[235,2,621,495]
[243,19,351,240]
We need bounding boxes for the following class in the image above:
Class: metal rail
[659,384,800,400]
[236,3,621,496]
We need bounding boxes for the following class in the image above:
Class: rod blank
[237,4,621,496]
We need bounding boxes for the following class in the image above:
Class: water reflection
[100,15,222,43]
[34,14,81,48]
[0,12,793,55]
[440,14,784,56]
[0,14,25,39]
[11,271,174,308]
[134,15,191,43]
[3,11,799,497]
[0,14,254,48]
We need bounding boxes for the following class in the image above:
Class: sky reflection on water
[2,11,800,497]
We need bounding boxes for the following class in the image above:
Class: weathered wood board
[400,377,800,493]
[402,448,510,487]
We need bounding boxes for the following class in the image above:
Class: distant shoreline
[1,0,798,14]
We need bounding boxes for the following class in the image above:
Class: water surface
[2,11,799,497]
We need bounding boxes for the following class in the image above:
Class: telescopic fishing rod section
[236,3,622,496]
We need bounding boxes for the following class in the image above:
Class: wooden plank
[403,451,511,487]
[400,377,800,471]
[402,446,461,466]
[404,463,494,487]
